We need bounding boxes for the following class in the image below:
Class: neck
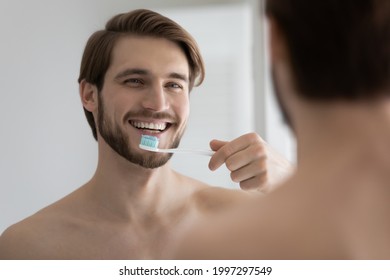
[84,140,188,221]
[295,99,390,178]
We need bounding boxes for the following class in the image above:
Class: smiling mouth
[129,121,172,134]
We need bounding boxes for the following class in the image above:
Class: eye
[124,78,144,87]
[166,82,183,90]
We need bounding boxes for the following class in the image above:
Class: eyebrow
[114,68,189,83]
[115,68,149,80]
[169,72,188,83]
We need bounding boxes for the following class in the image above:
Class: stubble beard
[97,94,184,169]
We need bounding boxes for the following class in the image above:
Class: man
[0,9,291,259]
[176,0,390,259]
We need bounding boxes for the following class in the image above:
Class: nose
[141,84,169,112]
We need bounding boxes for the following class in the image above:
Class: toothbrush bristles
[140,135,159,149]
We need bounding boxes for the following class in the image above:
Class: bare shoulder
[0,189,86,260]
[173,170,258,213]
[175,181,351,259]
[0,210,65,259]
[191,185,258,213]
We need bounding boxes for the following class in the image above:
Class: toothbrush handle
[158,148,214,157]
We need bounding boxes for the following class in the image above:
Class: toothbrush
[139,135,214,157]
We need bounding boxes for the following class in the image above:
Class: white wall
[0,0,99,233]
[0,0,295,233]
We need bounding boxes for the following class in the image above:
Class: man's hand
[209,132,293,192]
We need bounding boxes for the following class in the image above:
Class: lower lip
[138,129,163,137]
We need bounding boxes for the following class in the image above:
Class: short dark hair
[266,0,390,100]
[78,9,205,140]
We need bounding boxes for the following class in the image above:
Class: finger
[230,158,267,183]
[209,133,261,171]
[208,139,229,170]
[239,174,269,192]
[209,139,227,152]
[225,143,266,172]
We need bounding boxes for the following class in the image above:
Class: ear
[79,79,98,113]
[267,17,287,65]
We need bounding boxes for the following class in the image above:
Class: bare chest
[51,221,184,259]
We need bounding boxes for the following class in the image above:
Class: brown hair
[78,9,205,140]
[266,0,390,100]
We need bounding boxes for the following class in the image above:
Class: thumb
[209,139,228,152]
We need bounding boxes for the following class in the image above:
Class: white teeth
[130,121,167,131]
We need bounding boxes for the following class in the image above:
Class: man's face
[97,36,190,168]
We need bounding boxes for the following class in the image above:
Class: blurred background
[0,0,295,233]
